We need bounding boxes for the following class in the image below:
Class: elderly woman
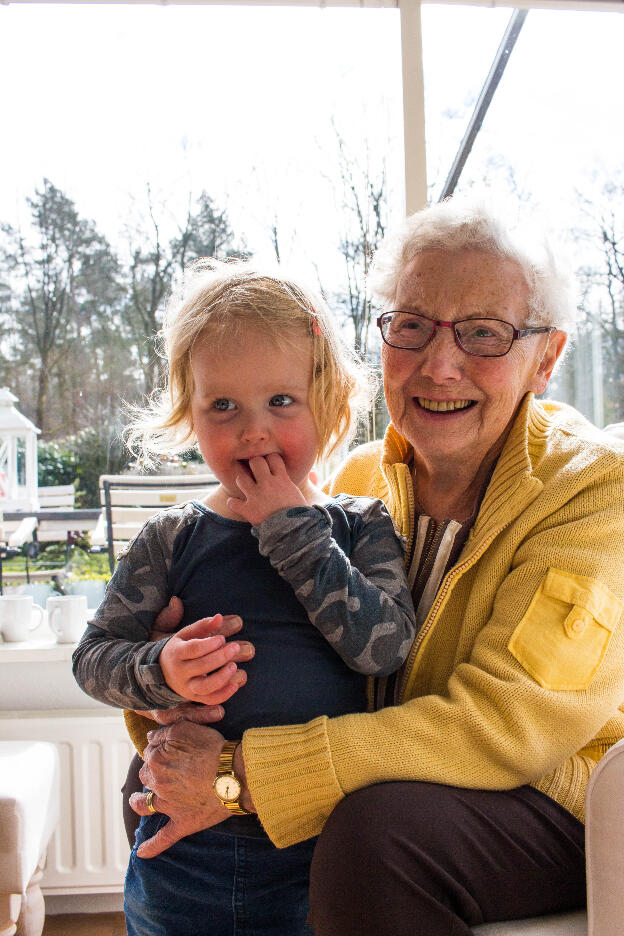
[130,198,624,934]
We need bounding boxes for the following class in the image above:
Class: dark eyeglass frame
[376,310,555,358]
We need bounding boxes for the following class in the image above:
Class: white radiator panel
[0,711,133,894]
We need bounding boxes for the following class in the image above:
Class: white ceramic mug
[0,595,44,642]
[47,594,89,644]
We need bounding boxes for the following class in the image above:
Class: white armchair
[0,741,60,936]
[473,739,624,936]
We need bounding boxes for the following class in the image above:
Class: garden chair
[0,486,86,588]
[93,473,218,572]
[0,512,33,594]
[35,485,77,564]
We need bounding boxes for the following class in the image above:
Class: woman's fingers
[129,790,158,817]
[136,815,197,859]
[216,615,243,637]
[136,703,226,725]
[130,790,227,859]
[172,703,225,724]
[232,640,254,661]
[152,596,184,634]
[150,606,243,645]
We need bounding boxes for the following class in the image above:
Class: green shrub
[37,433,207,510]
[38,428,133,507]
[71,427,132,507]
[65,548,110,581]
[38,441,78,486]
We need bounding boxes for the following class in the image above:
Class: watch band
[213,741,251,815]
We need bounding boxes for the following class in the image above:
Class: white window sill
[0,640,75,662]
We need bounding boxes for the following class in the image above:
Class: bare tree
[577,182,624,422]
[124,188,246,397]
[333,131,387,358]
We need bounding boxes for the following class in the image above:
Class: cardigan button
[569,617,587,636]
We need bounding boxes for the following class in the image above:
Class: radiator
[0,711,133,894]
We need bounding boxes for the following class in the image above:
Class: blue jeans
[124,813,316,936]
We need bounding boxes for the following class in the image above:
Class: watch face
[214,774,242,803]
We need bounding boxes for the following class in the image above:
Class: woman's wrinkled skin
[131,720,253,857]
[129,596,256,858]
[383,249,565,521]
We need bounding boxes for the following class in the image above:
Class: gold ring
[146,790,157,814]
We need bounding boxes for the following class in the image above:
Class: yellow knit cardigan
[242,395,624,848]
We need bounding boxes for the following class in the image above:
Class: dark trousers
[308,781,586,936]
[122,760,586,935]
[122,752,144,847]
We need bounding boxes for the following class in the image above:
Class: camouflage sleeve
[252,498,416,676]
[72,514,187,710]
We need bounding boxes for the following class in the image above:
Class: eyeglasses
[377,311,554,358]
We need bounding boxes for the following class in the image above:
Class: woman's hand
[149,595,186,642]
[149,597,254,656]
[133,701,227,726]
[129,721,255,858]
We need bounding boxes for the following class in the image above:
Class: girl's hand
[150,598,253,657]
[227,453,307,525]
[159,614,253,704]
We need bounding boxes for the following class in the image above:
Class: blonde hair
[126,259,371,464]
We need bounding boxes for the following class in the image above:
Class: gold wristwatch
[213,741,250,815]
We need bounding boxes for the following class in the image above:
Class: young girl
[73,260,416,936]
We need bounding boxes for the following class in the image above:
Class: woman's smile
[415,397,476,414]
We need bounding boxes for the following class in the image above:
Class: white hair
[369,196,578,334]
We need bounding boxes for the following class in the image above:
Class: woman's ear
[530,330,567,394]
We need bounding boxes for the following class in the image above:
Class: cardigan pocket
[508,568,622,690]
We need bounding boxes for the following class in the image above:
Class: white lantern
[0,388,40,512]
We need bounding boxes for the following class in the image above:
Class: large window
[1,1,623,456]
[0,2,402,449]
[422,3,624,426]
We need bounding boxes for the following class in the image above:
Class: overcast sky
[0,3,403,284]
[1,2,623,286]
